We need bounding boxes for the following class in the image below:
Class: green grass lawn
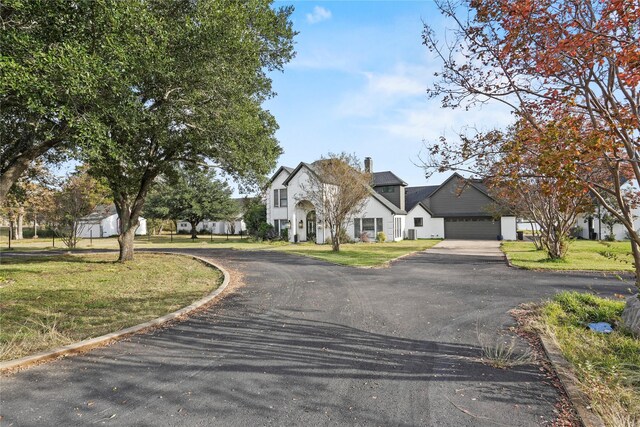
[0,253,222,361]
[273,239,441,267]
[536,292,639,425]
[0,233,276,252]
[502,240,634,271]
[1,234,441,267]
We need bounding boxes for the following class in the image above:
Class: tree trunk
[190,220,198,239]
[16,208,24,240]
[33,217,39,238]
[331,226,340,252]
[118,227,136,262]
[630,239,640,290]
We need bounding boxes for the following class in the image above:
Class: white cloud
[335,63,433,117]
[306,6,332,24]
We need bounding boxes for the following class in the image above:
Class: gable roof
[372,171,407,187]
[268,166,294,184]
[367,186,407,215]
[425,172,496,202]
[281,162,320,186]
[405,185,439,212]
[79,204,118,222]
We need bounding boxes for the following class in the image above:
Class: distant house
[574,210,638,241]
[176,198,248,235]
[266,158,516,243]
[77,204,147,238]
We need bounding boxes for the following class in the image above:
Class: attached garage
[444,217,501,240]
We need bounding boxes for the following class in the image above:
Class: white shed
[77,204,147,238]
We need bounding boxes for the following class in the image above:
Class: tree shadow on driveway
[3,292,556,426]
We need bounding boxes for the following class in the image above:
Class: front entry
[306,211,316,242]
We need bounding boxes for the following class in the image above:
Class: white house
[176,218,246,235]
[77,204,147,238]
[266,158,517,243]
[574,210,639,241]
[176,198,248,235]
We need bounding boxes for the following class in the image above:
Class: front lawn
[0,253,222,361]
[535,292,639,425]
[0,233,275,252]
[502,240,633,271]
[274,239,441,267]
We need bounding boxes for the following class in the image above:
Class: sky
[258,0,514,194]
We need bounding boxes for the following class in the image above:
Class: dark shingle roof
[404,185,440,212]
[372,171,407,187]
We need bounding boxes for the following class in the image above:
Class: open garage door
[444,217,501,240]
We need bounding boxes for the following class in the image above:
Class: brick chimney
[364,157,372,173]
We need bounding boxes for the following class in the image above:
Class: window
[380,186,395,193]
[273,188,287,207]
[414,217,423,227]
[394,217,402,239]
[273,219,288,236]
[362,218,375,233]
[354,217,384,239]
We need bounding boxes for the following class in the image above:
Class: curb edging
[0,253,230,374]
[538,334,606,427]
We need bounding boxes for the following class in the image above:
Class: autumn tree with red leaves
[422,0,640,286]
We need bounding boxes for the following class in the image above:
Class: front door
[306,211,316,242]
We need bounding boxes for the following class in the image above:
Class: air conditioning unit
[407,229,416,240]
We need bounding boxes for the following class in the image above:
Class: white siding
[500,216,517,240]
[267,169,291,231]
[405,205,444,239]
[347,195,402,242]
[77,215,146,238]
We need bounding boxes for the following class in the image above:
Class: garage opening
[444,217,501,240]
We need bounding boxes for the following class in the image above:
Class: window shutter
[354,218,361,238]
[274,189,279,207]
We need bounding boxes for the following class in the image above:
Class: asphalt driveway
[0,248,632,426]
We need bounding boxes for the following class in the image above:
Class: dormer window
[380,186,395,193]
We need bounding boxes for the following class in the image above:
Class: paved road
[1,248,632,426]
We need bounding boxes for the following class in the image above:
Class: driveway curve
[0,248,631,426]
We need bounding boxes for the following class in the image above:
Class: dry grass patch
[0,253,222,361]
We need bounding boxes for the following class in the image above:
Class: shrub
[359,232,370,243]
[256,222,276,241]
[376,231,386,242]
[280,228,289,242]
[22,228,56,238]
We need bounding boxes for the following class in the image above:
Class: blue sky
[259,0,513,193]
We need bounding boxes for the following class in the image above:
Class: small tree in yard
[243,197,268,239]
[299,153,372,252]
[600,213,621,242]
[52,171,110,248]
